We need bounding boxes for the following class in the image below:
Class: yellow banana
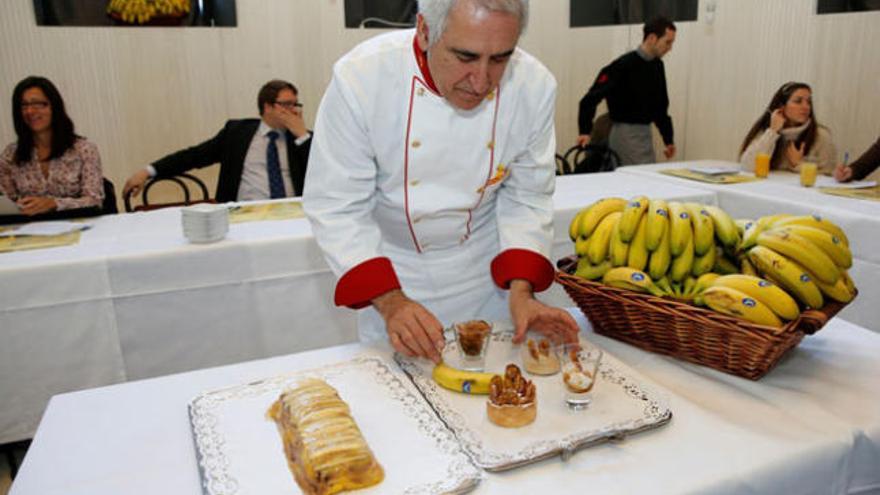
[740,219,765,250]
[684,203,715,256]
[774,225,852,269]
[694,272,722,294]
[682,276,697,297]
[691,242,716,276]
[668,201,693,257]
[626,213,649,271]
[702,286,784,328]
[432,362,494,394]
[645,199,670,252]
[618,196,650,243]
[713,247,740,275]
[771,214,849,247]
[734,218,753,236]
[648,222,672,280]
[588,211,622,264]
[574,236,590,257]
[811,275,856,303]
[669,234,695,282]
[655,276,674,296]
[757,213,793,230]
[747,246,824,309]
[609,213,630,267]
[569,208,587,241]
[577,197,628,239]
[710,274,800,321]
[574,257,612,280]
[740,257,758,276]
[841,270,857,294]
[757,229,840,284]
[704,205,740,248]
[602,267,666,297]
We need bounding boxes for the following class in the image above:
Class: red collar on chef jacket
[413,35,439,94]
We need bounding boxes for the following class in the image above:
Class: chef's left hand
[508,279,580,345]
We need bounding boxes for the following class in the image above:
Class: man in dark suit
[122,79,311,202]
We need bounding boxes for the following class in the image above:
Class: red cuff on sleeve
[490,249,555,293]
[334,257,402,309]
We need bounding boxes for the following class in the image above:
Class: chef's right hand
[372,289,444,363]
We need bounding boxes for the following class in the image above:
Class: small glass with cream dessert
[521,332,560,376]
[556,341,603,410]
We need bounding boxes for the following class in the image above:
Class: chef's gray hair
[419,0,529,47]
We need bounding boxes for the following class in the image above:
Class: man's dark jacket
[151,118,310,202]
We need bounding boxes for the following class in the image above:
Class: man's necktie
[266,131,286,199]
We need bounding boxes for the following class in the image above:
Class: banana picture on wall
[106,0,190,25]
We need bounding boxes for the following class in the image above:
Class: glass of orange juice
[754,153,770,178]
[800,162,818,187]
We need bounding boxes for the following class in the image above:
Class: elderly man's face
[417,0,520,110]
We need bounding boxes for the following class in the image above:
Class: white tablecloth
[10,313,880,495]
[617,161,880,331]
[0,178,716,444]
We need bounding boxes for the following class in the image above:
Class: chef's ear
[416,14,430,52]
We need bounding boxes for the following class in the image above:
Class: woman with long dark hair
[739,81,837,175]
[0,76,103,215]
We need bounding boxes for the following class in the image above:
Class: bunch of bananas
[107,0,190,24]
[569,198,857,328]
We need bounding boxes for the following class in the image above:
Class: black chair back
[555,153,572,175]
[102,178,118,214]
[123,173,212,212]
[562,144,620,174]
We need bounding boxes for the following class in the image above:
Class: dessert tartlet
[486,364,537,428]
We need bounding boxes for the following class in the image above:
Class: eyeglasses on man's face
[21,100,50,110]
[273,100,302,110]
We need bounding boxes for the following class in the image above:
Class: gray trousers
[609,122,655,166]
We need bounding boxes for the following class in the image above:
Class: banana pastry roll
[268,379,384,495]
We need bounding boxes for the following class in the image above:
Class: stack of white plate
[181,204,228,243]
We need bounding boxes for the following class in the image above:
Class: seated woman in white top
[739,82,837,175]
[0,76,104,216]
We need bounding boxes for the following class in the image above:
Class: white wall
[1,0,879,204]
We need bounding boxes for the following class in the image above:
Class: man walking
[576,16,677,165]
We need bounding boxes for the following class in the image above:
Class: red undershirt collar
[412,35,439,94]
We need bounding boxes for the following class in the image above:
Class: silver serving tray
[395,328,673,472]
[188,356,481,494]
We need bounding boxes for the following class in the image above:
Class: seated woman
[834,135,880,182]
[739,82,837,175]
[0,76,103,216]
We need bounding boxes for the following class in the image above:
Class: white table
[0,177,716,444]
[617,161,880,331]
[10,313,880,495]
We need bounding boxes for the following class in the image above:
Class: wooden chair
[123,173,213,212]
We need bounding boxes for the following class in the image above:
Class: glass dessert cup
[556,341,603,410]
[453,320,492,371]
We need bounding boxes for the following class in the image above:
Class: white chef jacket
[303,29,558,342]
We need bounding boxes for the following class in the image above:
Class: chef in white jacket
[304,0,579,362]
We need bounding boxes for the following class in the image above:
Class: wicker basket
[556,257,851,380]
